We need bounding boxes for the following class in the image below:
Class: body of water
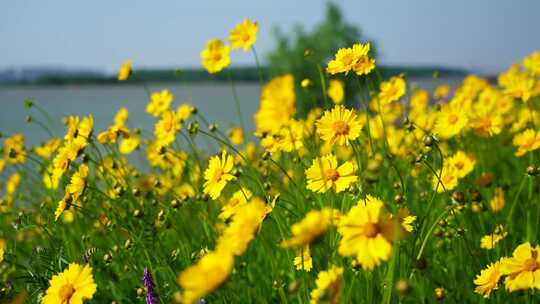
[0,77,462,148]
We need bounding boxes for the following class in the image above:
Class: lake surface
[0,78,461,148]
[0,82,261,147]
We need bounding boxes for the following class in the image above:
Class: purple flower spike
[143,267,158,304]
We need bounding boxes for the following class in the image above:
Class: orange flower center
[213,52,223,62]
[448,114,459,124]
[324,169,340,182]
[455,161,464,170]
[524,258,539,272]
[363,223,379,238]
[242,33,251,42]
[332,121,350,136]
[213,168,224,182]
[59,283,75,302]
[341,53,355,66]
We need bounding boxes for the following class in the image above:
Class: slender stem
[251,46,264,86]
[226,70,246,136]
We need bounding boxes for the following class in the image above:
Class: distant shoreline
[0,65,469,87]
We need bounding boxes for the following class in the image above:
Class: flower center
[59,284,75,302]
[341,54,355,66]
[448,114,459,124]
[524,257,539,272]
[455,161,464,170]
[332,121,350,136]
[242,33,251,42]
[213,53,222,62]
[213,168,224,182]
[363,223,379,238]
[324,169,340,182]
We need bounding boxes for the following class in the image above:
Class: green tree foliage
[267,2,376,116]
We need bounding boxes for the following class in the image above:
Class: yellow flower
[42,263,97,304]
[201,39,230,74]
[474,261,503,298]
[434,84,450,99]
[178,250,233,304]
[490,187,505,212]
[147,89,173,117]
[327,43,374,75]
[432,164,459,193]
[219,189,252,221]
[0,239,5,263]
[513,128,540,157]
[327,47,357,74]
[3,134,26,164]
[176,103,195,122]
[114,107,129,127]
[55,193,71,221]
[327,79,345,104]
[500,242,540,291]
[305,154,357,193]
[255,74,296,133]
[35,138,62,159]
[117,59,132,81]
[309,265,343,304]
[215,197,267,256]
[338,195,394,270]
[447,151,476,178]
[378,76,406,105]
[281,208,335,247]
[523,51,540,76]
[228,127,244,145]
[119,135,140,154]
[480,225,507,250]
[154,111,181,147]
[293,245,312,272]
[316,105,363,146]
[229,19,258,51]
[67,164,89,202]
[203,151,236,199]
[434,102,469,139]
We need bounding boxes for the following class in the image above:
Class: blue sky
[1,0,539,73]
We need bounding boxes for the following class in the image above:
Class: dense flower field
[1,19,540,303]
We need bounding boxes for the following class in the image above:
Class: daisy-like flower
[480,225,507,250]
[447,150,476,178]
[432,164,459,193]
[203,151,236,199]
[177,250,233,304]
[316,105,362,146]
[309,265,343,304]
[67,164,89,203]
[147,89,173,117]
[293,245,313,272]
[523,51,540,76]
[326,43,374,76]
[201,39,230,74]
[154,111,181,147]
[117,59,132,81]
[229,19,258,51]
[490,187,505,212]
[512,129,540,157]
[500,242,540,291]
[337,195,394,270]
[42,263,97,304]
[281,208,336,248]
[305,154,357,193]
[218,189,252,220]
[3,134,26,165]
[434,102,469,139]
[327,79,345,104]
[228,127,244,145]
[474,262,503,298]
[378,76,406,105]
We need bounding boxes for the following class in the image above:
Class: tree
[267,2,376,116]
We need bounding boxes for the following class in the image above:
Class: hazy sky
[1,0,539,73]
